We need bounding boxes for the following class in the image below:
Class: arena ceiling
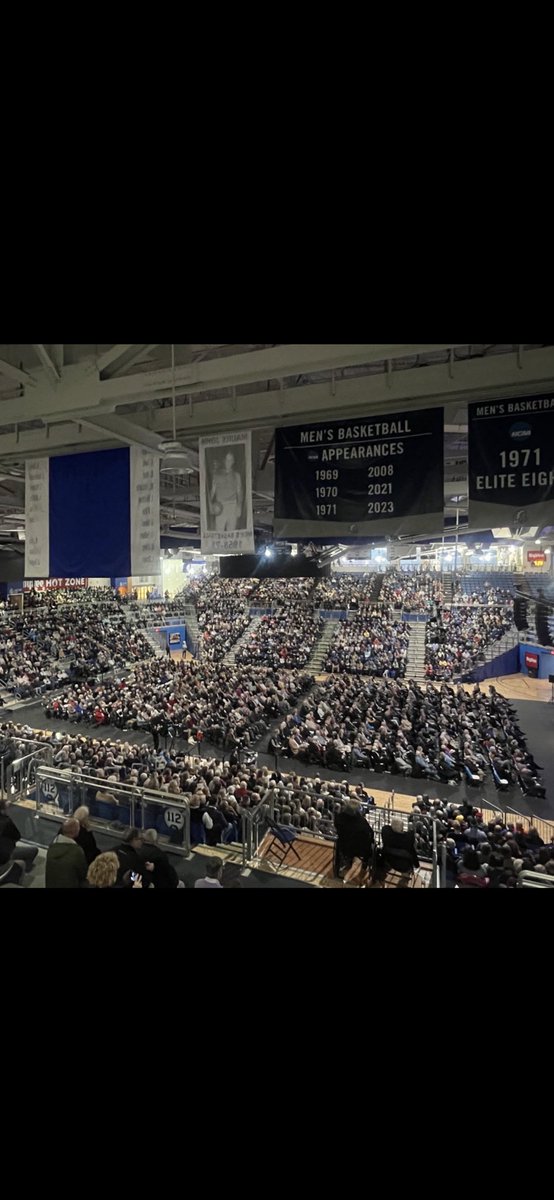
[0,343,553,560]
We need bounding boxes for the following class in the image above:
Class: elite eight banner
[25,447,160,578]
[468,395,554,530]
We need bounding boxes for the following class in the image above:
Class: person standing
[45,819,88,889]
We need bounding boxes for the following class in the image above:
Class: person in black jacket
[0,797,38,874]
[138,828,184,888]
[334,801,374,878]
[115,828,155,887]
[73,806,100,866]
[381,816,419,872]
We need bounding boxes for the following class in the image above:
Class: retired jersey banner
[274,407,444,538]
[468,395,554,530]
[199,430,255,556]
[25,448,160,578]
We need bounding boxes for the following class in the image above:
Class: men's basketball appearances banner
[25,448,160,578]
[199,430,255,556]
[468,395,554,530]
[274,408,444,538]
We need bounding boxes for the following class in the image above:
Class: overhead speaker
[513,598,529,631]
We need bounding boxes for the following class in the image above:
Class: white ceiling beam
[96,343,473,403]
[0,344,504,426]
[2,346,554,460]
[51,345,64,373]
[32,344,61,384]
[96,344,136,372]
[0,358,38,388]
[107,343,161,377]
[76,414,167,454]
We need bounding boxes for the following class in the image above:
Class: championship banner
[468,395,554,530]
[199,430,255,556]
[274,408,444,538]
[25,447,160,578]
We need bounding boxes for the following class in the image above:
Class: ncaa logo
[164,808,185,830]
[509,421,532,441]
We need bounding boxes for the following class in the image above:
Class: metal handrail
[32,765,193,855]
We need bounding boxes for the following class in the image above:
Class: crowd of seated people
[312,575,376,610]
[380,569,443,611]
[324,611,410,677]
[0,603,154,697]
[236,610,322,668]
[44,658,313,748]
[409,796,554,887]
[270,676,544,794]
[195,578,257,662]
[452,580,513,605]
[425,606,513,681]
[0,718,371,848]
[252,578,315,608]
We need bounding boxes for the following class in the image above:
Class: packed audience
[194,578,257,663]
[252,578,315,608]
[270,676,544,795]
[236,610,322,668]
[44,658,314,747]
[0,600,154,697]
[425,606,514,681]
[324,611,410,677]
[380,569,443,611]
[452,581,513,605]
[312,574,381,610]
[410,797,554,888]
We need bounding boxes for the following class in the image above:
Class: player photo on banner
[199,430,255,556]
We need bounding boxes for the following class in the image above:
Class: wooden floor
[255,831,431,888]
[460,674,552,703]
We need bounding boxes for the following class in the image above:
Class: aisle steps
[307,620,340,673]
[405,622,427,683]
[223,617,261,665]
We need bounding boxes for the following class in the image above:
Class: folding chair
[380,847,417,888]
[264,820,301,870]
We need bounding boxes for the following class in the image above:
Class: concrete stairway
[223,617,261,665]
[443,575,454,604]
[482,625,520,664]
[405,622,427,682]
[307,620,340,673]
[183,608,200,656]
[369,573,385,602]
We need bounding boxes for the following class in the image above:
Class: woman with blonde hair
[73,805,100,866]
[87,852,143,889]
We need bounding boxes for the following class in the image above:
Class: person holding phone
[115,828,155,887]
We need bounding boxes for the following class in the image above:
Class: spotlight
[264,547,273,559]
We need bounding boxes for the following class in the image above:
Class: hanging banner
[468,395,554,530]
[25,459,49,578]
[274,407,444,538]
[24,448,160,578]
[199,430,255,555]
[130,447,161,576]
